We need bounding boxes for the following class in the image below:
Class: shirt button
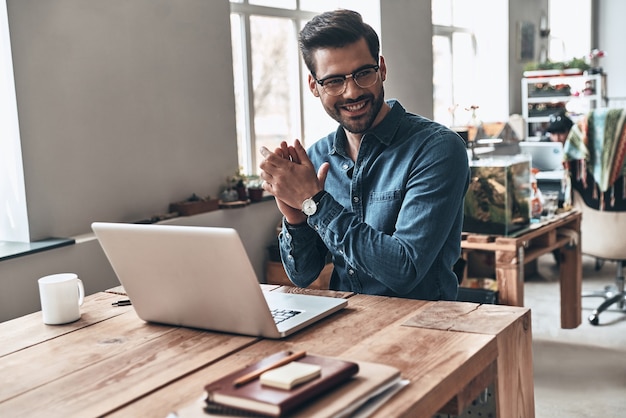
[353,196,359,203]
[287,255,294,261]
[348,269,355,275]
[338,249,344,255]
[342,163,349,170]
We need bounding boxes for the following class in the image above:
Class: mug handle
[77,278,85,306]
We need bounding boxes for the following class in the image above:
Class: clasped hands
[259,140,329,225]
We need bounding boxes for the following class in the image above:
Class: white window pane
[432,0,452,26]
[300,0,338,13]
[250,0,295,9]
[549,0,591,61]
[451,0,474,28]
[302,74,337,147]
[250,15,300,171]
[433,35,454,126]
[0,0,29,242]
[230,14,250,173]
[452,31,477,116]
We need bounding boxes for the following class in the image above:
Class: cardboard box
[463,155,531,235]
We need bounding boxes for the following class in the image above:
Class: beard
[323,86,385,134]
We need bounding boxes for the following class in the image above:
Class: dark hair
[546,109,573,133]
[298,9,380,77]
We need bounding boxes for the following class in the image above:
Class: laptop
[518,141,565,171]
[91,222,347,338]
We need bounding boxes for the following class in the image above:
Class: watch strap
[311,190,327,204]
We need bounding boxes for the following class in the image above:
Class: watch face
[302,198,317,216]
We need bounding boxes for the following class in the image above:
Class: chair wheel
[588,314,599,326]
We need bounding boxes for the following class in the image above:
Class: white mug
[38,273,85,325]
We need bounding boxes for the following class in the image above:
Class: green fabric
[564,108,626,192]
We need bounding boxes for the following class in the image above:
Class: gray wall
[380,0,434,119]
[508,0,549,116]
[9,0,238,240]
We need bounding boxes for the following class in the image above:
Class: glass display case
[463,155,531,235]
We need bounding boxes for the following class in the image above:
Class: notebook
[91,222,347,338]
[518,141,565,171]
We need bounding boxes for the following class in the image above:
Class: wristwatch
[301,190,327,216]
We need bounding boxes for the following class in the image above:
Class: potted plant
[222,168,248,201]
[245,175,265,203]
[523,57,590,77]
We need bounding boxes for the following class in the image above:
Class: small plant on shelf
[224,168,248,201]
[523,57,590,73]
[245,175,265,202]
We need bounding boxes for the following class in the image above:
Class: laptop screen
[519,141,564,171]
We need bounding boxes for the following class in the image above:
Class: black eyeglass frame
[313,64,380,95]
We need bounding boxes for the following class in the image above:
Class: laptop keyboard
[271,308,302,324]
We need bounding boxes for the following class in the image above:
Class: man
[545,109,573,144]
[259,9,469,300]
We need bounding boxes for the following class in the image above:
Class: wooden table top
[0,287,532,418]
[461,209,581,250]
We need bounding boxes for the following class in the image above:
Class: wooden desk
[461,210,582,329]
[0,288,534,418]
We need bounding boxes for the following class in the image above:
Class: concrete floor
[526,254,626,418]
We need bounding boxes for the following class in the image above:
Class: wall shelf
[521,73,606,137]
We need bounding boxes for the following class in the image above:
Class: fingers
[260,140,303,169]
[293,140,313,168]
[317,162,330,187]
[288,145,300,164]
[279,142,290,160]
[260,146,271,159]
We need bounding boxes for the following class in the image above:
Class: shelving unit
[521,73,606,137]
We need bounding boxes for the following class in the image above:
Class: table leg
[495,247,524,307]
[405,302,535,417]
[492,307,535,417]
[558,241,582,329]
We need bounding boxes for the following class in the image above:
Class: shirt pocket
[367,190,403,231]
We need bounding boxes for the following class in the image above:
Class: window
[548,0,591,62]
[0,0,29,242]
[230,1,379,175]
[432,0,508,128]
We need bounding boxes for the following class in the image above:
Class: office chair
[564,107,626,325]
[572,189,626,325]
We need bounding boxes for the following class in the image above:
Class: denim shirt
[279,100,469,300]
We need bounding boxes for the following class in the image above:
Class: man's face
[307,38,387,134]
[549,132,568,144]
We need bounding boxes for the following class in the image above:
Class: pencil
[233,350,307,387]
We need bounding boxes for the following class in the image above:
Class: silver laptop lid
[91,222,346,338]
[519,141,564,171]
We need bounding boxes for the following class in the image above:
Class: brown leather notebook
[204,351,359,417]
[172,360,403,418]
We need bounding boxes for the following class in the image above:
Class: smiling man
[259,9,470,301]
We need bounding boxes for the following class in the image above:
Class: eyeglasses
[314,65,380,96]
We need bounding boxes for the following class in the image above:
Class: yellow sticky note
[260,361,321,390]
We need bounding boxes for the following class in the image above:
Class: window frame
[432,23,478,127]
[0,0,29,242]
[230,2,319,175]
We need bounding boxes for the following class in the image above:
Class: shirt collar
[331,99,405,156]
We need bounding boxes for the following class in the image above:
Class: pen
[112,299,132,306]
[233,350,306,387]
